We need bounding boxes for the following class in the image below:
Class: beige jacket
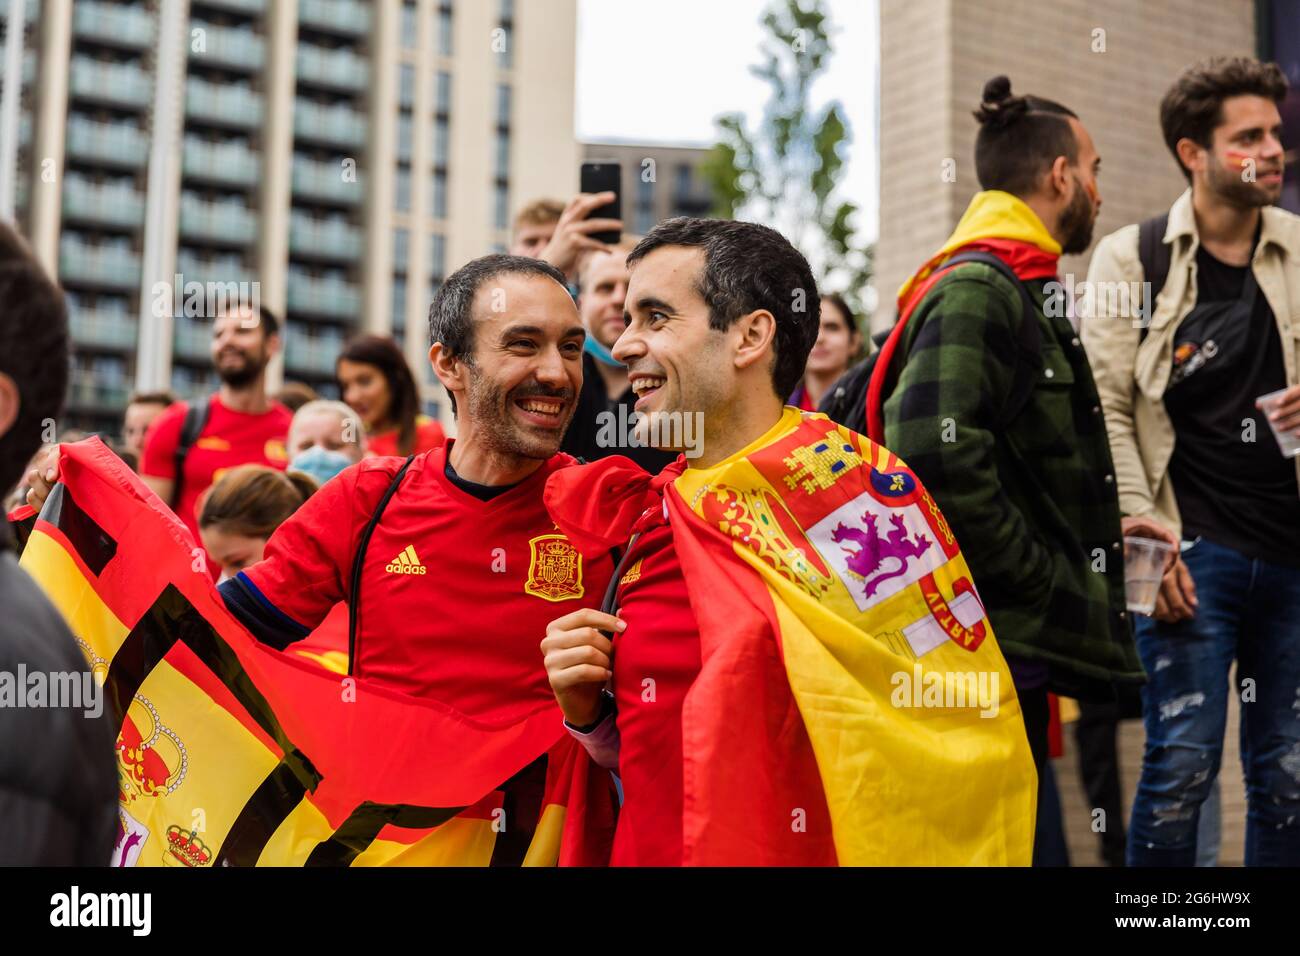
[1082,188,1300,539]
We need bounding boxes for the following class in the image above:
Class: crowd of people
[1,53,1298,867]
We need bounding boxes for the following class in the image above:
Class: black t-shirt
[561,352,677,474]
[1163,237,1300,567]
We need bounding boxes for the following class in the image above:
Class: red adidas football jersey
[140,394,292,542]
[234,444,613,721]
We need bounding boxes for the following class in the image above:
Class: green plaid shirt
[882,263,1143,697]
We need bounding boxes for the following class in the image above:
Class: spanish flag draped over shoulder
[550,410,1036,865]
[13,438,613,866]
[865,189,1062,443]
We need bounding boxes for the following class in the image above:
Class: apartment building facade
[0,0,579,434]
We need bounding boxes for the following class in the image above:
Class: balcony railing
[73,1,154,48]
[175,252,255,287]
[67,373,130,410]
[286,274,360,319]
[298,0,370,35]
[285,334,345,375]
[289,215,362,260]
[178,196,257,244]
[173,321,215,361]
[65,118,149,167]
[69,59,152,108]
[68,309,139,351]
[186,79,263,127]
[296,44,367,91]
[59,239,141,290]
[293,101,364,148]
[193,0,264,13]
[191,23,264,71]
[291,157,363,204]
[182,139,260,186]
[61,177,145,228]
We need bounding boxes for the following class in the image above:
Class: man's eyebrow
[632,295,676,313]
[496,323,586,340]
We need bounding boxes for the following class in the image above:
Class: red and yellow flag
[548,410,1036,865]
[16,438,613,866]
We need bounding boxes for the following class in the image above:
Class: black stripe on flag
[43,482,117,576]
[305,802,467,866]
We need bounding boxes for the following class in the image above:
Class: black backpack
[1137,212,1172,341]
[170,398,212,510]
[818,250,1043,435]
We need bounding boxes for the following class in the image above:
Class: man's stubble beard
[1058,176,1097,256]
[464,371,572,462]
[1206,154,1281,209]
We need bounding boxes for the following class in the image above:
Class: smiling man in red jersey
[542,218,1036,866]
[218,255,614,863]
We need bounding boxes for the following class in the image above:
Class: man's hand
[538,193,622,280]
[1121,515,1178,573]
[541,607,623,727]
[1152,555,1198,623]
[1258,383,1300,437]
[23,445,60,512]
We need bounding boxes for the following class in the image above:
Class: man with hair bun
[873,77,1175,864]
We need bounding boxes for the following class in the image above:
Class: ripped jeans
[1128,537,1300,867]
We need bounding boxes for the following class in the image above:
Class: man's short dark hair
[127,389,177,409]
[973,75,1079,195]
[1160,56,1289,182]
[427,253,569,413]
[0,223,68,495]
[626,218,819,399]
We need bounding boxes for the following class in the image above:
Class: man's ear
[0,372,18,441]
[265,331,282,358]
[1047,154,1073,199]
[1175,137,1207,179]
[732,308,777,373]
[429,343,467,396]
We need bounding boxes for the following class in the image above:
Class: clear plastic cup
[1124,536,1174,615]
[1257,388,1300,458]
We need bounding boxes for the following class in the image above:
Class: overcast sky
[574,0,879,242]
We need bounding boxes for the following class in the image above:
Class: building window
[401,1,418,50]
[493,182,509,231]
[394,166,411,212]
[496,0,513,69]
[436,71,452,114]
[636,174,655,234]
[496,83,511,127]
[399,63,415,108]
[396,114,413,162]
[432,169,447,219]
[393,227,409,272]
[428,233,446,301]
[438,1,453,56]
[392,274,407,342]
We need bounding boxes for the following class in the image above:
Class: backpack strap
[1137,213,1171,342]
[346,454,416,676]
[171,398,212,510]
[932,251,1042,428]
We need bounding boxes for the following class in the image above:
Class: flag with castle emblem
[14,438,614,867]
[664,409,1035,864]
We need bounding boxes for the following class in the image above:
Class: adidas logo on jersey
[385,545,427,575]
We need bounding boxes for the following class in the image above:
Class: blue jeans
[1128,537,1300,867]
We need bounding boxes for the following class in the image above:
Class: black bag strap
[171,398,212,510]
[934,251,1043,428]
[600,533,641,617]
[1137,213,1171,342]
[346,454,416,676]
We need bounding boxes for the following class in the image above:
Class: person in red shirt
[139,304,292,546]
[539,220,845,864]
[787,293,861,412]
[336,334,446,458]
[217,255,613,860]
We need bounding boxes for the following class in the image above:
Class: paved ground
[1056,689,1247,867]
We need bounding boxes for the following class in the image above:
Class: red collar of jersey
[544,455,686,557]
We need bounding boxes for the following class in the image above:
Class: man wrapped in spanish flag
[541,218,1037,865]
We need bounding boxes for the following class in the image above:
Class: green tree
[700,0,873,323]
